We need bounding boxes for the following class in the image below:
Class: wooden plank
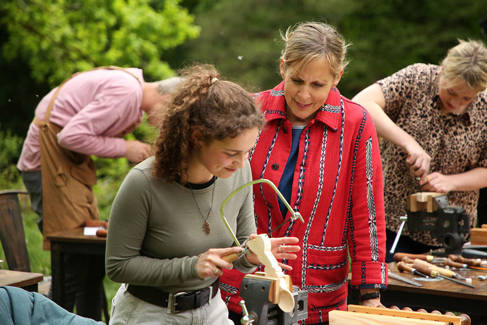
[470,228,487,245]
[347,305,461,325]
[0,192,31,271]
[329,310,447,324]
[0,269,43,288]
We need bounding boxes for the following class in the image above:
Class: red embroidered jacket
[219,82,387,323]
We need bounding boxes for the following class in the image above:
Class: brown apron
[35,66,140,249]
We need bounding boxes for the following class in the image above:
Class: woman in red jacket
[220,21,387,324]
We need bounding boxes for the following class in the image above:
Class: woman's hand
[403,139,431,180]
[420,172,454,193]
[196,246,243,279]
[246,235,300,271]
[361,297,384,308]
[360,289,384,308]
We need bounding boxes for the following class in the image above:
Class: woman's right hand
[402,138,431,181]
[125,140,153,163]
[196,246,243,279]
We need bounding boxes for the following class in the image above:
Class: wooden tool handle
[394,252,433,262]
[96,228,108,237]
[397,261,414,273]
[222,252,241,263]
[445,259,466,269]
[415,258,456,277]
[448,254,481,266]
[412,259,439,277]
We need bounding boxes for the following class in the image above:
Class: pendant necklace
[190,181,216,235]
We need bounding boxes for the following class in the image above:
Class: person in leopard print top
[353,40,487,261]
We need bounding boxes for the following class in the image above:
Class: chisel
[393,252,446,264]
[412,259,475,288]
[396,261,429,278]
[388,271,423,287]
[449,254,487,267]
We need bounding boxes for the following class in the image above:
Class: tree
[1,0,199,85]
[176,0,486,97]
[0,0,200,134]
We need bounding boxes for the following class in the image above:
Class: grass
[0,193,120,318]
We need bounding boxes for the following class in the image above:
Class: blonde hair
[280,21,349,79]
[440,39,487,91]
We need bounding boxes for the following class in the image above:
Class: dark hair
[153,64,265,182]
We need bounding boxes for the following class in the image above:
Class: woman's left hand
[420,172,454,193]
[361,297,384,308]
[246,235,300,270]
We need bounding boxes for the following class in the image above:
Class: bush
[0,130,24,189]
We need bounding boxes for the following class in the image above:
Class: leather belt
[127,279,219,313]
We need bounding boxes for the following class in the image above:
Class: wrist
[359,291,380,302]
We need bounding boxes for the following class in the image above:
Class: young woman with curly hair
[106,64,299,325]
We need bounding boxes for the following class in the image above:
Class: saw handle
[393,252,433,262]
[448,254,481,266]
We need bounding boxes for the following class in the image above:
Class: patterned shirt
[378,63,487,245]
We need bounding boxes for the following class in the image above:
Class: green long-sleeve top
[105,157,257,293]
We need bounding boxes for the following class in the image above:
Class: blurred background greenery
[0,0,486,317]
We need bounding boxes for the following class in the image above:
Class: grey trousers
[20,170,43,231]
[110,284,234,325]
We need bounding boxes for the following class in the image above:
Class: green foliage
[0,130,24,188]
[0,0,200,86]
[340,0,486,96]
[180,0,359,92]
[179,0,486,98]
[93,117,158,219]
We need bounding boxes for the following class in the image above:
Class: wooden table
[383,262,487,324]
[0,269,43,292]
[47,228,106,308]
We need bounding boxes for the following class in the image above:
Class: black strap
[127,280,219,312]
[360,291,380,301]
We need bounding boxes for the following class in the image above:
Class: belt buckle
[168,291,186,313]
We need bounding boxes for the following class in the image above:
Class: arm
[105,169,200,286]
[422,167,487,193]
[352,84,431,178]
[348,112,387,303]
[57,85,151,162]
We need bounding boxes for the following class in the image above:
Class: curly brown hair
[153,64,264,182]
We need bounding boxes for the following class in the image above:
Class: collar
[257,81,341,131]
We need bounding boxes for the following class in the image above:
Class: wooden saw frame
[220,179,304,313]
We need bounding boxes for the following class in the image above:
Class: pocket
[305,247,348,287]
[110,285,138,325]
[70,157,97,187]
[55,167,68,187]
